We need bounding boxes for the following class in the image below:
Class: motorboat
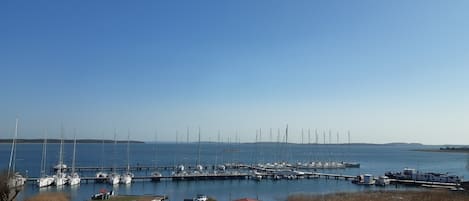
[376,175,391,186]
[352,174,375,185]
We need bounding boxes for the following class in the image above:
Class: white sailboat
[8,118,26,188]
[67,133,80,185]
[37,133,54,188]
[120,132,133,184]
[53,127,67,186]
[96,138,108,182]
[151,131,162,181]
[108,172,120,185]
[108,133,120,185]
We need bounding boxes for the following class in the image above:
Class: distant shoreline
[413,148,469,154]
[0,139,144,144]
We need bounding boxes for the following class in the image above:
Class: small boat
[7,118,26,188]
[67,135,80,186]
[342,162,361,168]
[38,135,54,188]
[91,189,114,200]
[53,129,67,186]
[68,172,81,186]
[385,168,462,183]
[120,133,133,184]
[195,194,208,201]
[95,138,107,183]
[352,174,375,185]
[184,194,208,201]
[108,173,120,185]
[96,172,108,183]
[376,175,391,186]
[9,172,27,188]
[37,176,54,188]
[120,172,133,184]
[252,171,263,181]
[108,133,119,185]
[151,171,162,181]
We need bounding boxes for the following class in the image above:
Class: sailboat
[37,132,54,188]
[120,132,133,184]
[108,132,120,185]
[67,133,80,185]
[8,118,26,188]
[95,138,108,182]
[151,131,162,181]
[53,127,67,186]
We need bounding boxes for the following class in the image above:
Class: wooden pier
[33,164,461,189]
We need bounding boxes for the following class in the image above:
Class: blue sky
[1,0,468,144]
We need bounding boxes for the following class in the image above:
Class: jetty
[24,164,461,190]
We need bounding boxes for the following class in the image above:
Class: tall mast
[154,130,158,167]
[348,130,351,144]
[41,129,47,177]
[9,118,19,176]
[323,131,326,144]
[113,129,117,173]
[285,124,289,162]
[315,129,318,144]
[72,129,77,174]
[197,127,201,166]
[100,136,105,172]
[301,128,304,144]
[59,124,64,167]
[269,128,272,143]
[127,130,130,172]
[285,125,288,144]
[336,132,339,144]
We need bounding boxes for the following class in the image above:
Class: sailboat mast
[113,130,117,173]
[59,124,64,167]
[197,127,201,166]
[72,130,77,174]
[8,118,19,177]
[154,130,158,167]
[100,137,104,172]
[127,130,130,172]
[41,130,47,177]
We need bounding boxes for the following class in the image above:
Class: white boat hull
[37,176,54,188]
[53,173,67,186]
[8,174,26,188]
[67,173,81,186]
[108,174,120,185]
[120,173,133,184]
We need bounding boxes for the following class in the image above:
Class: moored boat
[376,175,391,186]
[385,168,462,183]
[7,118,26,188]
[352,174,375,185]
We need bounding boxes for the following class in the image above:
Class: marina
[21,163,463,190]
[2,141,469,201]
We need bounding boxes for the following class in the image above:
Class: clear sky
[1,0,468,144]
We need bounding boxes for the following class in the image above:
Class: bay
[1,142,468,201]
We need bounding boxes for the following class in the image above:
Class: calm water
[1,142,468,201]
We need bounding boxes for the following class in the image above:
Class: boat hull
[37,177,54,188]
